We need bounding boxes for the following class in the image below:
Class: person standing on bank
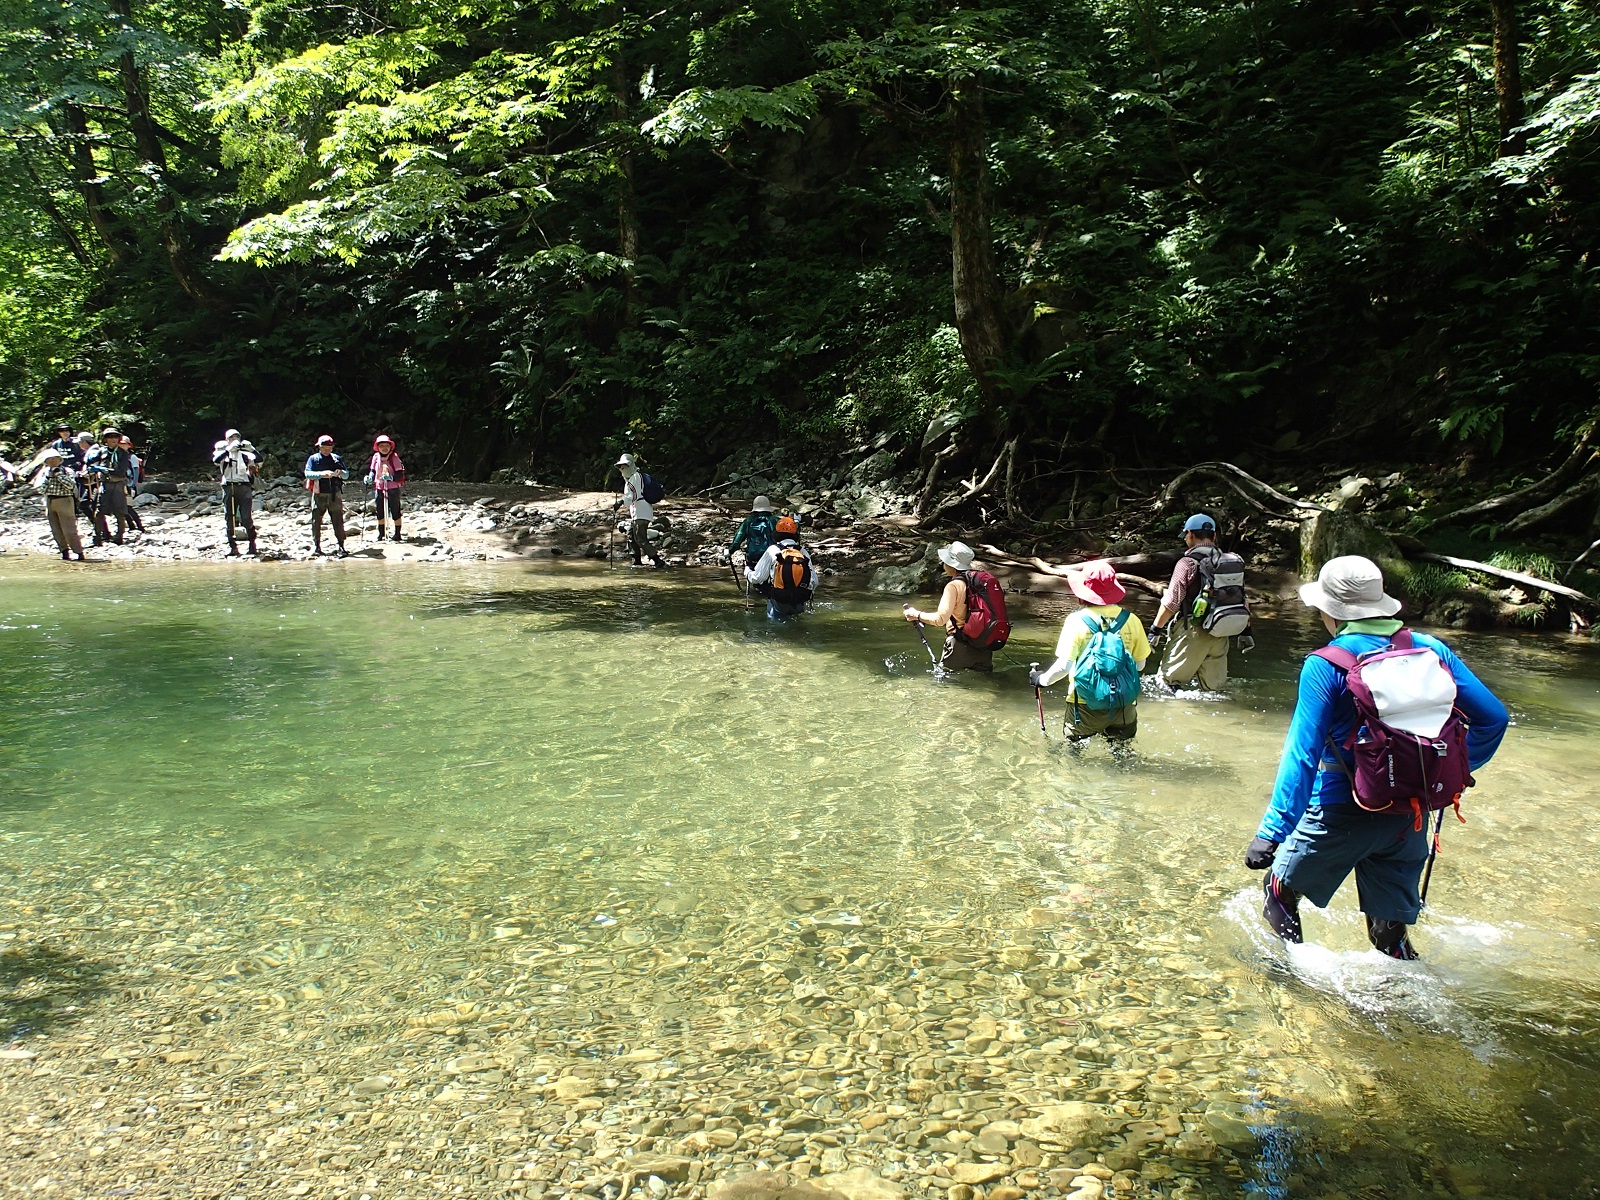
[34,448,85,560]
[84,427,133,546]
[1149,513,1254,690]
[213,428,259,556]
[304,435,350,556]
[120,435,146,535]
[1245,556,1508,961]
[1030,560,1151,744]
[366,434,405,542]
[746,516,814,619]
[900,541,1010,674]
[616,453,664,569]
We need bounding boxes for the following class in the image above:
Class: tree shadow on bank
[0,944,111,1041]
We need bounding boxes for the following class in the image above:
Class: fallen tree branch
[919,438,1016,526]
[1155,461,1329,516]
[1414,551,1600,612]
[1422,423,1599,529]
[1502,474,1600,535]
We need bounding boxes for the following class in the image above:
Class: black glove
[1244,837,1279,870]
[1237,634,1255,655]
[1149,626,1169,652]
[1028,666,1043,688]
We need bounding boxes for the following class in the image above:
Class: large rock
[708,1172,846,1200]
[1298,509,1402,579]
[816,1168,904,1200]
[868,543,943,594]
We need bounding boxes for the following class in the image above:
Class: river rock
[1202,1103,1257,1151]
[950,1163,1010,1185]
[868,544,942,594]
[708,1171,846,1200]
[626,1156,694,1183]
[1019,1103,1112,1142]
[816,1167,904,1200]
[1299,509,1401,578]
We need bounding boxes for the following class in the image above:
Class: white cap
[1299,555,1401,621]
[224,428,241,440]
[616,453,635,469]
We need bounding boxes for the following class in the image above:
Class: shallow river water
[2,557,1599,1200]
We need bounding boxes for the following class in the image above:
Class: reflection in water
[0,558,1598,1197]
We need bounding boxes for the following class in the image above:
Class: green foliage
[1391,561,1471,606]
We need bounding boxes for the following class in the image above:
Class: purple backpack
[1313,628,1475,829]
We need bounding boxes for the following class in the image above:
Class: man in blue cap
[1148,513,1254,690]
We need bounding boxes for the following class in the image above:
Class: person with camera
[212,428,259,556]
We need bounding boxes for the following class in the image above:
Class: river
[1,556,1597,1198]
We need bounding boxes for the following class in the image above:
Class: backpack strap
[1389,627,1414,649]
[1311,645,1358,672]
[1108,610,1130,634]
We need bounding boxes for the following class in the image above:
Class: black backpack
[1188,546,1251,637]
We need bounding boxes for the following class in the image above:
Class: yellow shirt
[1039,604,1151,696]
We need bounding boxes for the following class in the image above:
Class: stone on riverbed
[708,1171,847,1200]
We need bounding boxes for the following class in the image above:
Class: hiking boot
[1262,874,1303,943]
[335,545,349,558]
[60,551,71,561]
[392,523,403,542]
[313,542,324,556]
[227,542,241,557]
[376,529,386,541]
[1366,917,1420,960]
[247,540,258,556]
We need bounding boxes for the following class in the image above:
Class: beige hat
[1299,555,1401,621]
[937,541,976,572]
[751,495,773,513]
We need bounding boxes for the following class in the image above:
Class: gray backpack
[1188,547,1251,637]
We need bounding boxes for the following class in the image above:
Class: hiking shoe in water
[1366,917,1420,960]
[1262,874,1303,943]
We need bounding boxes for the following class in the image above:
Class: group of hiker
[15,425,409,559]
[710,489,1506,966]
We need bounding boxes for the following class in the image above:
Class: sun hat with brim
[42,448,64,462]
[54,423,72,433]
[100,427,121,439]
[1066,559,1126,606]
[937,541,976,572]
[751,495,773,513]
[1299,555,1401,621]
[373,433,394,449]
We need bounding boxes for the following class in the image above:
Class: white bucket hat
[937,541,976,572]
[751,495,773,513]
[616,453,635,469]
[1299,555,1401,621]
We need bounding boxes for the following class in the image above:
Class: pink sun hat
[1066,559,1126,606]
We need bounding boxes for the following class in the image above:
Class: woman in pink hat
[1030,559,1151,745]
[365,434,405,541]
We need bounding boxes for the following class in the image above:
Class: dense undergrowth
[3,1,1600,538]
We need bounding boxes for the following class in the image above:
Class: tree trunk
[61,104,131,265]
[18,152,94,267]
[1491,0,1525,157]
[108,0,219,306]
[947,85,1009,411]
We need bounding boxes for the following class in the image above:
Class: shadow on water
[0,944,110,1040]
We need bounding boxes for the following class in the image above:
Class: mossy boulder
[1298,509,1403,580]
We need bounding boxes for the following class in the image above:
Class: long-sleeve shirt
[368,451,404,491]
[1037,604,1151,696]
[621,469,652,520]
[746,539,814,589]
[1255,620,1509,843]
[34,463,77,497]
[304,452,347,493]
[730,513,777,559]
[85,445,132,480]
[214,443,256,484]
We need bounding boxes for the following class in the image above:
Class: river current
[1,557,1597,1198]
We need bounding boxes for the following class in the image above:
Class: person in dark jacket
[304,435,350,556]
[84,427,133,546]
[1245,556,1508,960]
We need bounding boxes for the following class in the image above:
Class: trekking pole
[912,620,938,666]
[1418,807,1448,908]
[1031,662,1046,734]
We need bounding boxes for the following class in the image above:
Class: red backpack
[958,570,1011,650]
[1312,628,1474,830]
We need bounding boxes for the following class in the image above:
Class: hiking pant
[45,496,83,557]
[1065,700,1137,741]
[312,492,347,546]
[224,482,256,543]
[1164,622,1229,690]
[95,479,128,543]
[765,597,806,620]
[374,490,402,524]
[939,631,993,673]
[1274,804,1429,925]
[630,518,661,564]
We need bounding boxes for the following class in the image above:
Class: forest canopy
[2,0,1598,511]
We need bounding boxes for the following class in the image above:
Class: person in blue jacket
[1245,555,1508,960]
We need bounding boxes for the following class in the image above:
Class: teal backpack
[1070,610,1140,711]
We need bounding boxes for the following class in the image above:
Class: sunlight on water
[1,557,1599,1197]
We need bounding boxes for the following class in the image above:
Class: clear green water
[2,557,1599,1198]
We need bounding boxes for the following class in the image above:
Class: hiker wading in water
[1246,556,1508,960]
[746,515,814,620]
[728,495,778,574]
[1150,513,1254,690]
[1031,559,1150,745]
[901,541,1010,673]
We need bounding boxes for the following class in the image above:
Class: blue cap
[1183,513,1216,534]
